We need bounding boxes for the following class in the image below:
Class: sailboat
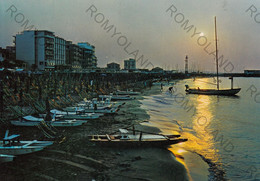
[185,17,241,96]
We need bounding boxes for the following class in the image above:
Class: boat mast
[214,16,219,90]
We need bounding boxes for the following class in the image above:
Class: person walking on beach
[169,86,173,93]
[161,83,163,91]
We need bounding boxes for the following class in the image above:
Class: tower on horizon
[185,55,188,74]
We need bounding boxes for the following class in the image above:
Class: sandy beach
[0,83,210,181]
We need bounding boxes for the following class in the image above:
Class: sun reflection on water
[170,78,221,163]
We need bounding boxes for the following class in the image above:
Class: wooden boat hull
[99,95,135,101]
[11,120,84,127]
[89,138,187,147]
[60,114,101,120]
[186,88,241,96]
[64,107,109,111]
[80,109,118,114]
[63,107,118,114]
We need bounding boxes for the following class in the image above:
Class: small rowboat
[11,116,85,127]
[88,129,187,147]
[63,106,119,114]
[0,130,53,155]
[99,95,135,101]
[115,90,141,95]
[46,109,103,120]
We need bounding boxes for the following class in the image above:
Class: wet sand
[0,84,209,181]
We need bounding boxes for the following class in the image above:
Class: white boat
[96,97,126,108]
[65,107,118,114]
[11,116,85,127]
[79,98,113,108]
[71,104,112,110]
[0,131,53,155]
[46,109,103,120]
[77,101,121,110]
[99,94,135,101]
[0,154,15,163]
[77,98,124,111]
[63,105,119,114]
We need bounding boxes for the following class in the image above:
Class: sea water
[141,77,260,180]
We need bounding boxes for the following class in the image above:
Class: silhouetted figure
[149,81,152,89]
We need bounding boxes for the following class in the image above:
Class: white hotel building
[15,30,66,70]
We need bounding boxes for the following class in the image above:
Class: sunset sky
[1,0,260,72]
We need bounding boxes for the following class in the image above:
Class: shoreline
[0,81,190,180]
[140,82,228,181]
[0,79,226,181]
[140,85,210,181]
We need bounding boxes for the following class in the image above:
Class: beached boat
[79,98,124,109]
[74,103,112,110]
[45,109,103,120]
[88,129,187,147]
[0,131,53,155]
[0,154,15,163]
[79,98,112,108]
[64,105,119,114]
[115,90,140,95]
[99,95,135,101]
[11,115,85,127]
[185,17,241,96]
[91,97,125,108]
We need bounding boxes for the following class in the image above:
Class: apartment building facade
[15,30,66,70]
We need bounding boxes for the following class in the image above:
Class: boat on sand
[11,115,85,127]
[49,109,103,120]
[115,90,140,95]
[88,129,187,147]
[99,95,135,101]
[0,130,53,155]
